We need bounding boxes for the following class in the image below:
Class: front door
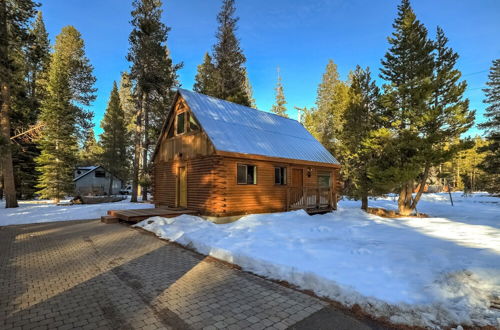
[292,168,303,188]
[177,166,187,208]
[291,169,303,205]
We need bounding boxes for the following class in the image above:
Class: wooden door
[291,169,303,188]
[290,169,303,205]
[177,166,187,208]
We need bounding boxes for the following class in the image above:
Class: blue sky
[38,0,499,137]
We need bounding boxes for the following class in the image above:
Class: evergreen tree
[11,10,50,199]
[479,59,500,193]
[99,82,128,195]
[341,66,382,209]
[206,0,250,106]
[377,0,435,215]
[270,67,288,117]
[193,52,217,96]
[26,11,50,105]
[118,71,136,181]
[306,59,349,155]
[0,0,37,207]
[36,26,96,201]
[78,129,102,166]
[127,0,181,202]
[376,1,474,214]
[410,26,474,206]
[244,69,256,108]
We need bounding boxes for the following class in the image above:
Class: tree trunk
[398,181,413,216]
[361,194,368,211]
[130,91,143,203]
[0,174,3,200]
[411,163,430,210]
[141,92,148,202]
[0,1,18,208]
[0,83,18,208]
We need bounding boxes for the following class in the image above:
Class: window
[318,173,331,188]
[176,112,186,135]
[237,164,257,184]
[189,113,200,131]
[95,170,106,178]
[274,167,287,185]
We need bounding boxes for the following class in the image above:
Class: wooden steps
[105,208,199,223]
[101,215,119,224]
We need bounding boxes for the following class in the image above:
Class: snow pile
[0,197,154,226]
[136,193,500,328]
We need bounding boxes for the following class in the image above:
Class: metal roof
[73,166,99,181]
[178,89,339,165]
[73,166,122,182]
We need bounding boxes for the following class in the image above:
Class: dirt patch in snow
[367,207,429,218]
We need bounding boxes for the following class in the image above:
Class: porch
[102,207,199,223]
[286,187,337,214]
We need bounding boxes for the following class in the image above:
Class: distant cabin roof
[74,166,99,181]
[177,89,339,165]
[73,165,122,182]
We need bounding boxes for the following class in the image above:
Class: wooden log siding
[153,156,227,216]
[220,156,338,216]
[153,154,339,217]
[151,93,342,217]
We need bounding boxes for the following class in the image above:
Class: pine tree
[410,26,474,206]
[377,0,435,215]
[78,129,102,166]
[479,59,500,193]
[341,66,382,209]
[36,26,96,201]
[201,0,251,106]
[270,67,288,117]
[306,59,349,155]
[26,11,50,105]
[11,10,50,199]
[244,69,256,108]
[193,52,217,96]
[118,71,136,177]
[0,0,37,207]
[127,0,181,202]
[99,82,128,195]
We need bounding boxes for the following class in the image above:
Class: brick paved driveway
[0,220,378,330]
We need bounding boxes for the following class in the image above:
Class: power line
[462,70,488,77]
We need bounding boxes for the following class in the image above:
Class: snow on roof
[178,89,339,165]
[77,166,97,171]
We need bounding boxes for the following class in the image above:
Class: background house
[73,166,123,196]
[152,89,342,218]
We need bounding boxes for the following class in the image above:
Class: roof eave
[215,150,341,168]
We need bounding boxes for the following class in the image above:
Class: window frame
[236,164,257,185]
[317,172,332,188]
[95,170,106,178]
[274,167,287,185]
[175,111,187,136]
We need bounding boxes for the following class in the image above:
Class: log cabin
[152,89,342,219]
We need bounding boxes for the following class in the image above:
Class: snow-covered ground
[0,197,154,226]
[136,192,500,328]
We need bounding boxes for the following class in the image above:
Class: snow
[135,192,500,328]
[0,197,154,226]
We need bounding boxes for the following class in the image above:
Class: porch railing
[286,186,337,212]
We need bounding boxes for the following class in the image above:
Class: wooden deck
[106,208,199,223]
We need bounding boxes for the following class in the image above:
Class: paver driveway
[0,220,378,330]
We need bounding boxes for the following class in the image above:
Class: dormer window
[176,112,186,135]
